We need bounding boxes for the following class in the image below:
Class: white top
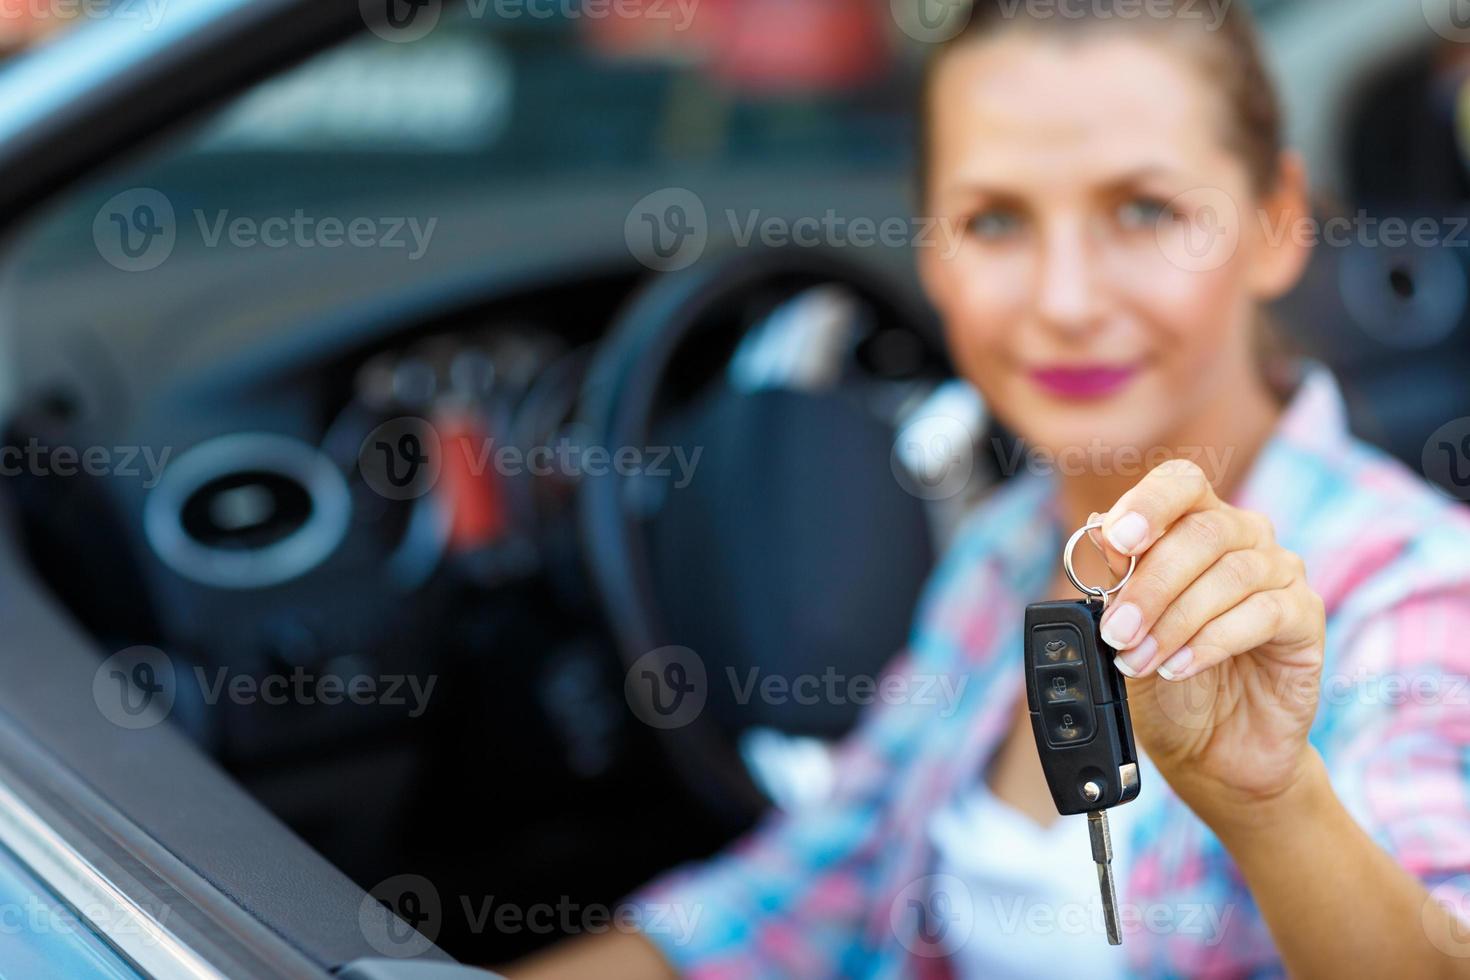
[926,753,1156,979]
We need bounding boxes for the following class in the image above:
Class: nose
[1035,218,1105,334]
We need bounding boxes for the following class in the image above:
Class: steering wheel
[577,247,955,825]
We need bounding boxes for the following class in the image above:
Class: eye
[967,208,1024,241]
[1117,196,1172,230]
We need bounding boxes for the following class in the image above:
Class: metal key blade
[1087,810,1122,945]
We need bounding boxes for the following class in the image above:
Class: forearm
[499,930,678,980]
[1206,749,1469,980]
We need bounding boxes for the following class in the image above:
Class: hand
[1092,459,1326,825]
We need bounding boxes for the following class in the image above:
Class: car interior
[0,0,1466,969]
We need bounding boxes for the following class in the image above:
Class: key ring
[1063,519,1137,600]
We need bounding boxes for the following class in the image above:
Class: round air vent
[1340,242,1466,350]
[145,434,350,589]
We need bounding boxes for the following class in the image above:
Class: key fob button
[1035,627,1083,663]
[1038,664,1087,705]
[1042,701,1096,746]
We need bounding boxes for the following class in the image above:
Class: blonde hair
[918,0,1284,196]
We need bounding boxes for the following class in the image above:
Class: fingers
[1110,547,1296,678]
[1100,459,1217,556]
[1091,461,1322,687]
[1098,508,1265,652]
[1151,589,1292,682]
[1151,581,1321,683]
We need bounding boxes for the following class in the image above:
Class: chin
[992,387,1176,478]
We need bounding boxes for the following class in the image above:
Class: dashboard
[2,269,719,941]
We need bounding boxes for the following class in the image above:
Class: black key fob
[1024,597,1141,815]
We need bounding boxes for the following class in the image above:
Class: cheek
[1114,259,1248,374]
[932,248,1031,369]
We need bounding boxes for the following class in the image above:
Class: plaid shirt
[636,367,1470,978]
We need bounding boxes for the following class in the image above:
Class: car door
[0,0,494,976]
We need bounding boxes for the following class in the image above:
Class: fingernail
[1100,603,1142,650]
[1106,511,1149,554]
[1156,646,1193,682]
[1114,634,1158,678]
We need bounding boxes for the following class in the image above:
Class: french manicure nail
[1115,634,1158,677]
[1156,646,1193,681]
[1106,511,1149,553]
[1100,602,1142,650]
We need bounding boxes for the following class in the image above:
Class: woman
[515,2,1470,976]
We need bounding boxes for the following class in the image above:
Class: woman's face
[920,30,1306,456]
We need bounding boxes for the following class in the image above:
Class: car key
[1024,520,1141,945]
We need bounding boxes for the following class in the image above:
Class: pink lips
[1028,364,1140,400]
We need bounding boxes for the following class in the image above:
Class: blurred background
[0,0,1468,967]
